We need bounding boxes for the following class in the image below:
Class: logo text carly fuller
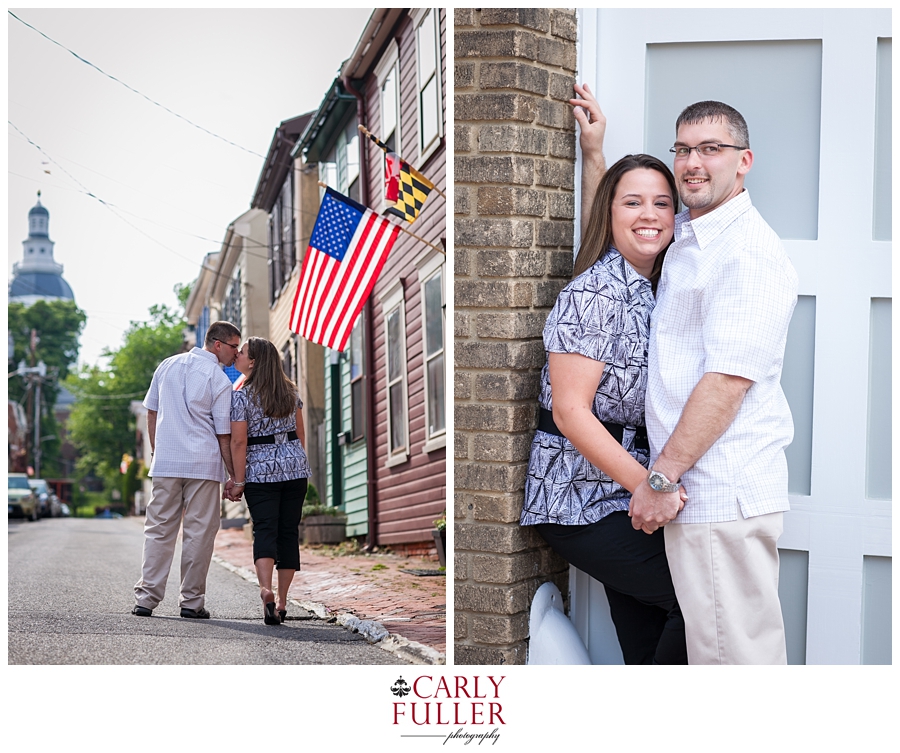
[390,674,506,733]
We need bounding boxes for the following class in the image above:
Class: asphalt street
[8,516,407,665]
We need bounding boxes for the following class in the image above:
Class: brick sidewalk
[213,526,446,661]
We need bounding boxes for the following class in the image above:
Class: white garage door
[571,8,892,665]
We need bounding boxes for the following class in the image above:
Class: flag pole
[358,124,390,152]
[358,124,446,200]
[397,225,445,255]
[318,182,445,256]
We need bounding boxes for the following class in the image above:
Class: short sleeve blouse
[231,388,311,483]
[520,248,654,526]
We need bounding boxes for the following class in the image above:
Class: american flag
[289,187,400,351]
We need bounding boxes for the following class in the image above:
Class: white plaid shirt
[646,191,798,523]
[144,347,233,482]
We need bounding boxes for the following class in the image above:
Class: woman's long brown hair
[242,337,298,419]
[572,153,679,291]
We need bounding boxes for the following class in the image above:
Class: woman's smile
[610,168,676,278]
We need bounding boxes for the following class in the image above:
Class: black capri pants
[244,477,308,570]
[536,510,687,665]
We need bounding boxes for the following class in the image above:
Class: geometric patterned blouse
[230,388,311,483]
[520,248,654,526]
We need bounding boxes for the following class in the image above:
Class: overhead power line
[9,10,264,159]
[10,131,326,281]
[9,120,217,269]
[10,120,183,249]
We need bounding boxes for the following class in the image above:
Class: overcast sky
[8,8,373,367]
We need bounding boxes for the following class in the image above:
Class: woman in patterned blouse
[521,154,688,663]
[230,337,311,625]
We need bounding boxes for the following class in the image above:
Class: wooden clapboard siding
[322,349,368,533]
[323,356,335,509]
[268,159,325,497]
[363,8,446,547]
[341,353,368,534]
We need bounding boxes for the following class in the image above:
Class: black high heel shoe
[264,601,280,626]
[277,608,286,623]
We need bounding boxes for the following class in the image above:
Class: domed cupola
[9,191,75,305]
[28,195,50,237]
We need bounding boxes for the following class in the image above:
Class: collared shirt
[144,347,233,482]
[646,191,798,523]
[521,248,653,526]
[231,389,310,483]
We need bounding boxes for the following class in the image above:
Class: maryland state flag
[385,153,434,223]
[362,127,434,223]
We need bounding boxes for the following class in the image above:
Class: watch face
[649,471,676,492]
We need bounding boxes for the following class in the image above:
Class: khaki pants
[133,477,221,611]
[665,511,787,665]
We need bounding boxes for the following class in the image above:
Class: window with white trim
[335,120,360,203]
[379,281,408,465]
[349,315,365,442]
[375,40,401,213]
[416,248,445,451]
[413,8,443,163]
[222,268,242,331]
[320,160,337,193]
[267,170,294,304]
[281,342,293,381]
[319,116,358,205]
[279,175,295,278]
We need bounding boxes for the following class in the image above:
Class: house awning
[293,77,357,163]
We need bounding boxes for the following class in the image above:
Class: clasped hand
[222,479,244,502]
[629,481,688,534]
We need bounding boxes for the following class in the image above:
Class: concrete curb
[212,554,257,583]
[211,553,445,666]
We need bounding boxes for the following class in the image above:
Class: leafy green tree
[8,299,86,475]
[66,288,189,497]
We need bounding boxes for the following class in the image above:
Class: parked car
[59,502,71,517]
[8,473,39,521]
[29,478,62,518]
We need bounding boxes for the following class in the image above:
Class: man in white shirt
[132,321,241,619]
[574,88,797,664]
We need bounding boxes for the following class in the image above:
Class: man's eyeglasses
[214,339,240,351]
[670,143,748,159]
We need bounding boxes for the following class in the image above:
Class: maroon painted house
[294,8,447,557]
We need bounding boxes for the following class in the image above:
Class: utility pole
[34,364,43,478]
[17,360,47,477]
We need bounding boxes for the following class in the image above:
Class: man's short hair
[676,101,750,148]
[204,321,241,348]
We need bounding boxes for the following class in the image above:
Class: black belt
[247,430,298,446]
[538,408,649,452]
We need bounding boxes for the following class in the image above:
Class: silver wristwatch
[648,468,680,493]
